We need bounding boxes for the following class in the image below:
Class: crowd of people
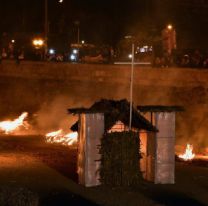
[0,45,24,64]
[1,39,208,69]
[152,49,208,69]
[177,50,208,68]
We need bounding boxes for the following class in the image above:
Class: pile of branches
[99,131,142,186]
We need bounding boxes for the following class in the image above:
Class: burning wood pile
[177,144,208,163]
[0,111,207,160]
[0,112,78,146]
[45,129,78,146]
[0,112,29,134]
[178,144,195,161]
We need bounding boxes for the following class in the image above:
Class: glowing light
[140,48,145,53]
[167,24,173,30]
[0,112,29,134]
[73,49,78,54]
[32,38,44,48]
[70,54,76,61]
[125,35,133,39]
[179,144,195,161]
[49,49,55,54]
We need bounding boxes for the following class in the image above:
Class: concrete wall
[0,60,208,149]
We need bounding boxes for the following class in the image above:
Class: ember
[0,112,29,134]
[179,144,195,161]
[45,129,78,146]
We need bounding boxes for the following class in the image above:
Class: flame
[0,112,29,134]
[179,143,195,161]
[45,129,78,146]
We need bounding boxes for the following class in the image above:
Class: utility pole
[45,0,48,59]
[77,25,80,44]
[74,21,80,44]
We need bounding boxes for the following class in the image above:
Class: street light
[44,0,64,59]
[167,24,173,30]
[32,38,44,49]
[74,21,80,44]
[162,24,176,55]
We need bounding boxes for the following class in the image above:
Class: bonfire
[0,112,29,134]
[179,144,195,161]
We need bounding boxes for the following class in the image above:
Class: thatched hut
[68,99,156,187]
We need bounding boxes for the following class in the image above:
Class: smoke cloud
[33,96,80,134]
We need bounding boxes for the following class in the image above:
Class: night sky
[0,0,208,49]
[0,0,145,43]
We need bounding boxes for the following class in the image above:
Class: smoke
[176,104,208,152]
[33,95,81,134]
[1,63,208,153]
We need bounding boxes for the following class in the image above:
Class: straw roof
[68,99,157,132]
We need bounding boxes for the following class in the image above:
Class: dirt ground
[0,135,207,206]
